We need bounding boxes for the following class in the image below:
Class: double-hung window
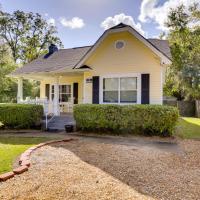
[103,76,138,104]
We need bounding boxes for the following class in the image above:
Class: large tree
[0,8,62,102]
[0,42,17,102]
[0,10,62,63]
[164,4,200,100]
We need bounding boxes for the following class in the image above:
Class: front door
[51,84,72,113]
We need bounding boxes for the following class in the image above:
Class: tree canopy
[0,8,62,102]
[164,3,200,100]
[0,10,62,63]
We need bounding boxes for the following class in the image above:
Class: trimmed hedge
[74,104,179,136]
[0,104,43,129]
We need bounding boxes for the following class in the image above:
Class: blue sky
[1,0,197,48]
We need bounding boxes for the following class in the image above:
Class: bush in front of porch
[0,104,43,129]
[74,104,179,136]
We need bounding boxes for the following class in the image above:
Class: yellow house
[11,23,171,116]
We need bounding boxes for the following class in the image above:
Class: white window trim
[99,73,141,104]
[50,84,73,103]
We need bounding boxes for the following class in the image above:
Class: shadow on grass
[175,117,200,139]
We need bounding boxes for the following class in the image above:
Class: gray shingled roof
[148,39,171,59]
[11,46,91,75]
[11,28,171,76]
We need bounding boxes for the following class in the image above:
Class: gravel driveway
[0,135,200,200]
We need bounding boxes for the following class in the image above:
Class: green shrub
[0,104,43,129]
[74,104,179,136]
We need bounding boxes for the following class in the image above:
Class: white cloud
[101,13,146,36]
[47,18,56,26]
[139,0,200,31]
[60,17,85,29]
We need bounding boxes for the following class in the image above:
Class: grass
[0,135,53,174]
[0,117,199,174]
[175,117,200,139]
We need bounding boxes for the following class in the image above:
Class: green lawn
[0,136,52,174]
[0,117,199,174]
[175,117,200,139]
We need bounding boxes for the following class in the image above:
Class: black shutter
[73,83,78,104]
[141,74,150,104]
[92,76,99,104]
[45,84,50,100]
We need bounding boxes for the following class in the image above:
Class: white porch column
[17,77,23,103]
[53,76,60,116]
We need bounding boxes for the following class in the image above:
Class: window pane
[60,94,71,102]
[51,94,54,101]
[103,78,118,90]
[120,91,137,103]
[66,85,71,93]
[103,91,118,103]
[120,77,137,90]
[52,85,54,93]
[61,85,67,93]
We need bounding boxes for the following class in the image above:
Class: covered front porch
[16,70,92,116]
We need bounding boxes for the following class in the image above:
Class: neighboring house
[10,23,171,116]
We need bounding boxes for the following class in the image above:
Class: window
[51,85,71,102]
[120,77,137,103]
[103,77,137,103]
[103,78,119,103]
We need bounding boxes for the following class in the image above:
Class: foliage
[175,117,200,139]
[0,8,63,102]
[0,10,62,63]
[164,4,200,100]
[0,42,40,102]
[74,104,179,136]
[0,104,43,129]
[0,43,17,102]
[0,121,3,128]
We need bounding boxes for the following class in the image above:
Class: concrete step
[45,114,75,132]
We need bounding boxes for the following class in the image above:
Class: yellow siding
[83,72,93,103]
[84,31,163,104]
[40,31,164,105]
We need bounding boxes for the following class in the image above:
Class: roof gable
[74,23,171,68]
[10,23,171,76]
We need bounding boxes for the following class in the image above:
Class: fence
[163,100,198,117]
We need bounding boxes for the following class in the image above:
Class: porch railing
[18,97,54,130]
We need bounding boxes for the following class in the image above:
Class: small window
[115,40,125,49]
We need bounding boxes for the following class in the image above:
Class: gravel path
[0,136,200,200]
[59,137,200,200]
[0,141,154,200]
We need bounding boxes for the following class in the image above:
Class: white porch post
[17,77,23,103]
[53,76,60,116]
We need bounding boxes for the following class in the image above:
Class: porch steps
[46,114,75,132]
